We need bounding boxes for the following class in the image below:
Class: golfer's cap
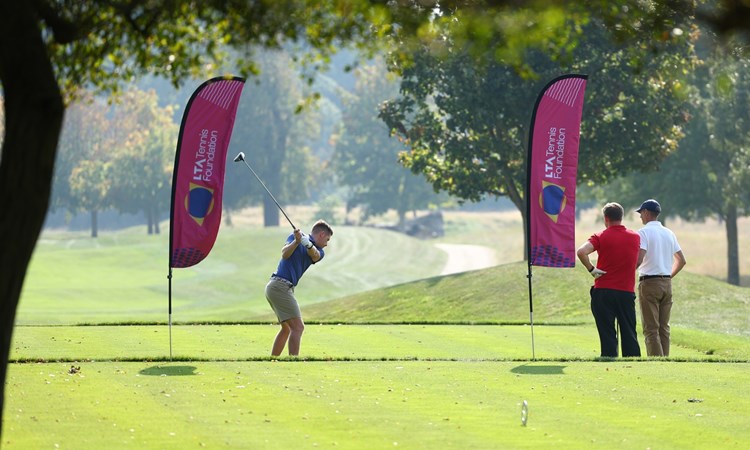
[636,199,661,213]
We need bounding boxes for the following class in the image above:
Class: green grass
[19,224,447,324]
[10,324,741,362]
[300,262,750,338]
[6,321,750,447]
[6,210,750,448]
[20,209,750,326]
[5,358,750,448]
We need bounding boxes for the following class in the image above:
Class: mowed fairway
[4,324,731,361]
[5,324,750,448]
[5,210,750,448]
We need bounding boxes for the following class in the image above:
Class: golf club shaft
[238,158,296,230]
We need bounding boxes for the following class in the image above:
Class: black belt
[270,275,293,287]
[639,275,671,281]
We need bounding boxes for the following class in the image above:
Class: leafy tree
[51,90,176,235]
[224,49,323,227]
[107,88,178,234]
[333,60,444,228]
[693,44,750,286]
[68,159,112,237]
[599,32,750,285]
[380,14,696,256]
[53,94,113,235]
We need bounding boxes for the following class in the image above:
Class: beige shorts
[265,277,301,322]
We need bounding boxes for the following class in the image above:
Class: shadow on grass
[139,365,198,376]
[510,364,566,375]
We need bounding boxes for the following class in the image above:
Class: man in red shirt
[577,202,642,357]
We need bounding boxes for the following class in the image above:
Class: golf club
[233,151,296,229]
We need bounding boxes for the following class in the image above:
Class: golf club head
[233,152,245,162]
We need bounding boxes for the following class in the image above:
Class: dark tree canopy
[598,31,750,285]
[378,8,697,262]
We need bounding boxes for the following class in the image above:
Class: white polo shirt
[638,221,681,276]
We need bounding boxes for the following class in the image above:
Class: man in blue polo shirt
[636,199,686,357]
[265,219,333,356]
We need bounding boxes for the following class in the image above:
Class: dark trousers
[590,287,642,357]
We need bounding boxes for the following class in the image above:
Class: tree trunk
[0,2,65,435]
[90,209,98,238]
[147,207,154,235]
[262,106,288,227]
[397,208,407,232]
[263,196,280,227]
[503,177,526,261]
[725,203,740,286]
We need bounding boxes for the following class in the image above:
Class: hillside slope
[286,262,750,338]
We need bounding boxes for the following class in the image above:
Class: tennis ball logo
[184,182,215,226]
[539,181,567,223]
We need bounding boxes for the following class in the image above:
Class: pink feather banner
[169,76,245,269]
[526,74,588,268]
[524,74,587,359]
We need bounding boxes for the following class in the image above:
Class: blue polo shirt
[272,233,325,286]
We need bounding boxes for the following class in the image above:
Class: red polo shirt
[588,225,640,292]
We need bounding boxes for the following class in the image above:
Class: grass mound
[296,262,750,336]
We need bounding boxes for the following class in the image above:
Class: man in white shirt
[636,199,687,356]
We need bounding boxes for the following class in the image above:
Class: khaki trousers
[638,278,672,356]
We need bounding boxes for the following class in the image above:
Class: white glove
[589,267,606,279]
[299,234,313,249]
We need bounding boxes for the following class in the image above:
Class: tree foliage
[333,60,444,226]
[599,31,750,285]
[52,93,111,217]
[107,88,178,234]
[51,89,177,235]
[379,9,697,258]
[68,159,111,237]
[225,49,322,227]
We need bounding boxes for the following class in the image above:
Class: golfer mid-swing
[264,219,333,356]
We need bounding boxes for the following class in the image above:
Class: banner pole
[168,267,173,361]
[527,261,536,360]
